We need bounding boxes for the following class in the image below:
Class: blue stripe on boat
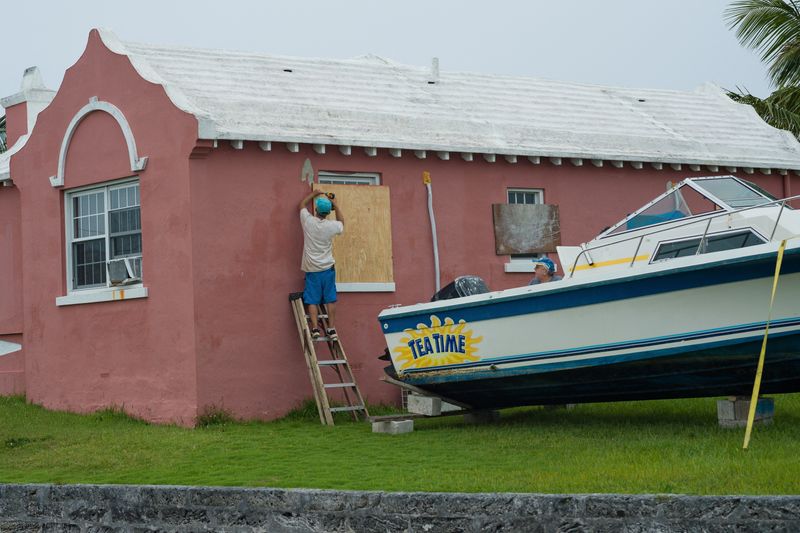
[380,247,800,333]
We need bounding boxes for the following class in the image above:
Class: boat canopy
[601,176,780,237]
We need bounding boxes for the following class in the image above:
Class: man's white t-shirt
[300,208,344,272]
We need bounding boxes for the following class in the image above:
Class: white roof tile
[96,29,800,169]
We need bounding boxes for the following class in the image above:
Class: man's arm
[330,197,344,228]
[299,190,325,211]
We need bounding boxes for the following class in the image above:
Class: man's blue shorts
[304,267,337,305]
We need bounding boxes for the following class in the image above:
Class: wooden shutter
[492,203,561,255]
[312,183,393,283]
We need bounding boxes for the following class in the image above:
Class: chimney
[428,57,440,84]
[1,67,56,147]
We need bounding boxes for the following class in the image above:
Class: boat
[377,176,800,408]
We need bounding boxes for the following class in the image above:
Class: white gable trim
[49,97,148,188]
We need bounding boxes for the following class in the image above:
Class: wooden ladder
[289,292,369,425]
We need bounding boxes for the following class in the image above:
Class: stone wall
[1,484,798,532]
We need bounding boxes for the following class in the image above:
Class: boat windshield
[603,176,782,237]
[693,177,774,208]
[605,186,695,235]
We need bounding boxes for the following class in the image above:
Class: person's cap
[531,257,556,273]
[315,196,332,215]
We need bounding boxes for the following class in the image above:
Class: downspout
[423,171,441,292]
[783,172,792,201]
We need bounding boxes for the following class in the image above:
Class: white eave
[95,29,800,172]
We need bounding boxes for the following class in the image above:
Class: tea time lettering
[408,333,467,359]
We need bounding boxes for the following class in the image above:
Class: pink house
[2,29,800,425]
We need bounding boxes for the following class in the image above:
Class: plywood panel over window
[493,203,560,255]
[312,183,393,288]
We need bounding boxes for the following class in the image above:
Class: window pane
[654,231,764,262]
[507,190,541,205]
[698,178,770,209]
[109,207,141,235]
[73,239,106,288]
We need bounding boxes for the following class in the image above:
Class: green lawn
[1,394,799,494]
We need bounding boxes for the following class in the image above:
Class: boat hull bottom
[391,336,800,409]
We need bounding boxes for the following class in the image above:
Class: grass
[1,394,800,494]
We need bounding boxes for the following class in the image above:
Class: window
[507,188,544,261]
[508,188,542,205]
[497,188,559,273]
[652,230,765,262]
[318,171,379,186]
[313,172,393,292]
[66,180,142,291]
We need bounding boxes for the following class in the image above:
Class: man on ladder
[299,189,344,340]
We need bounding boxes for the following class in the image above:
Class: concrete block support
[406,392,463,416]
[372,419,414,434]
[407,394,442,416]
[717,396,774,428]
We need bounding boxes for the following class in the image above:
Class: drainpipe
[783,173,792,201]
[423,171,441,292]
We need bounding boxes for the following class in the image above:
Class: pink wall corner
[0,333,24,395]
[12,29,202,426]
[0,186,23,335]
[3,102,28,147]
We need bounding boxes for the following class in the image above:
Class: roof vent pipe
[428,57,439,84]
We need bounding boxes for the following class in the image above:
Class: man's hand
[300,189,326,211]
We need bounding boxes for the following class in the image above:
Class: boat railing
[568,193,800,277]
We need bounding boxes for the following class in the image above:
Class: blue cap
[531,257,556,273]
[315,196,332,215]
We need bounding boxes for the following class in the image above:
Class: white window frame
[504,188,545,273]
[57,177,148,306]
[315,171,393,292]
[317,171,380,185]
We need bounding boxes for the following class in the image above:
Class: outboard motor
[431,275,490,302]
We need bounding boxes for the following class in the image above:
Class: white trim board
[336,282,395,292]
[504,262,537,273]
[56,286,148,306]
[50,97,147,188]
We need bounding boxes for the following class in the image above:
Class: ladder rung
[329,405,366,413]
[305,314,329,319]
[313,336,338,342]
[324,382,356,389]
[318,360,348,366]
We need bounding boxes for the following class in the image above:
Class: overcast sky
[0,0,775,108]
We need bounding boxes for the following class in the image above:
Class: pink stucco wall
[185,142,798,420]
[6,28,799,425]
[0,186,24,395]
[11,30,201,425]
[4,102,28,147]
[0,186,23,335]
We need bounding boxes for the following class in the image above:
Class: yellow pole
[742,239,786,450]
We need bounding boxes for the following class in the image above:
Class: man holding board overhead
[298,190,345,340]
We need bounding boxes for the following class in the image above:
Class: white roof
[83,30,800,170]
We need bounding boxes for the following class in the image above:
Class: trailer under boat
[377,176,800,408]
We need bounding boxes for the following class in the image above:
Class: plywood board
[313,184,393,283]
[492,203,561,255]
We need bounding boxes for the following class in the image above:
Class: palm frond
[725,0,800,87]
[727,85,800,137]
[0,115,6,154]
